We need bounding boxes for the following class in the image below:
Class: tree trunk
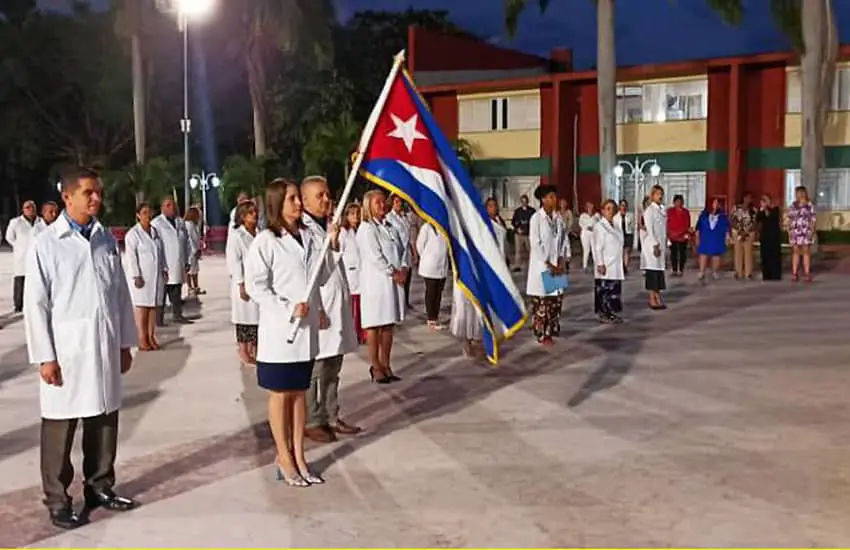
[596,0,617,202]
[246,41,267,158]
[800,0,827,204]
[131,32,146,205]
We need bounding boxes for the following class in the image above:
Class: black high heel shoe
[386,368,402,382]
[369,366,392,384]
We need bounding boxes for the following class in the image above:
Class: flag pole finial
[394,50,406,65]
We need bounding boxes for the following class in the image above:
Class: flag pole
[287,50,407,344]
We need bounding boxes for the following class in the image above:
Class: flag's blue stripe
[401,74,493,228]
[362,158,525,334]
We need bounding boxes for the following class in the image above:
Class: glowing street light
[613,157,662,254]
[188,171,220,230]
[175,0,215,18]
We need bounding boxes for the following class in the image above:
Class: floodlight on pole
[175,0,215,18]
[189,171,220,230]
[612,157,662,255]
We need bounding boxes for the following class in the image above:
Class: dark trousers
[423,277,446,321]
[41,411,119,511]
[157,284,183,323]
[403,270,413,308]
[13,276,24,312]
[306,355,344,428]
[670,241,688,273]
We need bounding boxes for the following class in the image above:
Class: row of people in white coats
[4,200,59,314]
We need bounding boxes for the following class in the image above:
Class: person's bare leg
[145,308,159,349]
[291,391,309,471]
[380,327,394,372]
[134,307,149,349]
[623,248,631,270]
[803,245,812,276]
[268,392,297,477]
[698,254,708,278]
[366,328,384,374]
[792,247,800,279]
[711,255,721,276]
[237,342,252,365]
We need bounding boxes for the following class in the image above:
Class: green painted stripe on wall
[578,151,728,174]
[469,157,552,177]
[746,146,850,169]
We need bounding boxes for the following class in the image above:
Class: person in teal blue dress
[695,197,731,282]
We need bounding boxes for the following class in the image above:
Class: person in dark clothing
[510,194,535,272]
[756,194,782,281]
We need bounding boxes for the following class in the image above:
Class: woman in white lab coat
[339,202,365,344]
[592,200,626,324]
[184,207,204,296]
[526,185,570,345]
[642,185,668,310]
[356,189,408,384]
[578,201,599,272]
[124,202,166,350]
[416,220,448,330]
[226,201,260,366]
[613,199,636,274]
[6,200,44,313]
[245,178,330,487]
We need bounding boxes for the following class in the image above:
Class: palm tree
[113,0,149,170]
[223,0,336,158]
[709,0,838,205]
[505,0,617,201]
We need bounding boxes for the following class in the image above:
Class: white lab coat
[302,214,357,359]
[386,209,412,264]
[151,214,186,285]
[6,215,45,276]
[245,228,326,363]
[356,220,408,328]
[226,225,259,326]
[185,220,201,275]
[416,223,448,279]
[579,212,599,270]
[612,211,636,236]
[526,208,570,297]
[591,218,625,281]
[339,227,361,295]
[123,223,166,307]
[24,215,137,420]
[641,202,668,271]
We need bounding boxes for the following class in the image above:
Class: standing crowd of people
[5,162,821,529]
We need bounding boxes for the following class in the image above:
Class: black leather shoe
[84,488,138,512]
[49,506,88,529]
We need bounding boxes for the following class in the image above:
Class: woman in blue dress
[695,197,731,282]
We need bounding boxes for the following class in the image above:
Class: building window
[459,94,540,133]
[616,78,708,123]
[786,67,850,113]
[658,172,707,210]
[785,169,850,209]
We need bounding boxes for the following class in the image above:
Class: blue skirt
[256,360,314,391]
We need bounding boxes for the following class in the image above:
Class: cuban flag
[358,57,527,364]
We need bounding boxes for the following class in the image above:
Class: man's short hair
[60,166,100,193]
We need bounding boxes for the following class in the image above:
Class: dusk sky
[44,0,850,69]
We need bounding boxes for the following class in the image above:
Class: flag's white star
[387,113,427,152]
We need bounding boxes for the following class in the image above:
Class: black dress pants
[13,276,24,312]
[670,241,688,273]
[423,277,446,321]
[157,284,183,324]
[403,270,413,308]
[41,411,119,511]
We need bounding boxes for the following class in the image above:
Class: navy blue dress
[696,210,730,257]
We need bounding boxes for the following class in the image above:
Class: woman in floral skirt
[786,185,817,282]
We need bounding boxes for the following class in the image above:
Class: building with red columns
[409,26,850,229]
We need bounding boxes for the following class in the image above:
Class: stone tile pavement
[0,251,849,547]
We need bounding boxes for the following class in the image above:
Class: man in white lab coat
[24,167,138,530]
[300,176,360,443]
[5,200,44,313]
[152,197,192,325]
[386,195,414,309]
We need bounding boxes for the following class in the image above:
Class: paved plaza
[1,251,849,547]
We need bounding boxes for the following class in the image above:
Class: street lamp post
[188,171,220,231]
[157,0,215,212]
[613,157,662,254]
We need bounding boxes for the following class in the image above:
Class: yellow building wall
[458,130,540,159]
[617,120,707,154]
[458,89,539,101]
[784,113,850,147]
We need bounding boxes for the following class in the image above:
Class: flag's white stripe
[399,161,523,334]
